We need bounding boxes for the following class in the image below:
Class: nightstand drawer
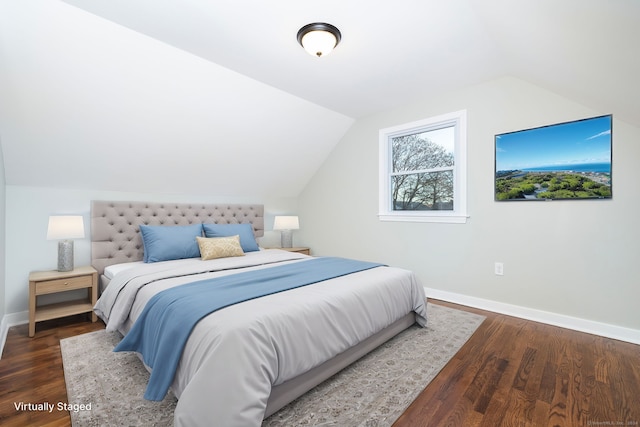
[36,275,93,295]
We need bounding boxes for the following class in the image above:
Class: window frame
[378,110,468,223]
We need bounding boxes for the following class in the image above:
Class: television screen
[495,115,612,201]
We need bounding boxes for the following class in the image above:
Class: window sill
[378,213,469,224]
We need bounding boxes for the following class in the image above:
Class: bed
[91,201,428,426]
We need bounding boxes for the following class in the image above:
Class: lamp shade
[273,216,299,231]
[47,216,85,240]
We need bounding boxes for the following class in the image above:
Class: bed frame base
[265,312,416,417]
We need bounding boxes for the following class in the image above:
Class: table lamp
[47,215,85,272]
[273,216,299,248]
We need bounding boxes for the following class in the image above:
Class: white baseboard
[0,311,29,360]
[425,287,640,345]
[0,318,7,360]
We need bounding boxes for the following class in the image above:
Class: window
[379,110,468,223]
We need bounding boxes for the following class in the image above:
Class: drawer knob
[64,282,69,285]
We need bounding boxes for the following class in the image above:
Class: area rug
[61,303,484,426]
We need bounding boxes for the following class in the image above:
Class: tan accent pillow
[196,235,245,260]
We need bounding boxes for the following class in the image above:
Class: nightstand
[28,266,98,337]
[278,247,310,255]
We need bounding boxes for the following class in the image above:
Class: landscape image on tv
[495,115,612,201]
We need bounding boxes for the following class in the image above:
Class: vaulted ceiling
[0,0,638,197]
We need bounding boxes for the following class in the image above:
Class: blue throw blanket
[114,257,384,400]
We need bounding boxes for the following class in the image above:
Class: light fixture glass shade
[47,215,85,240]
[273,216,299,231]
[300,30,337,57]
[297,23,341,57]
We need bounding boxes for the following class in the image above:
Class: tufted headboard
[90,201,264,277]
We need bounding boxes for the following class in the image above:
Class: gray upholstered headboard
[91,201,264,276]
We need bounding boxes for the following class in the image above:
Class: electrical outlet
[494,262,504,276]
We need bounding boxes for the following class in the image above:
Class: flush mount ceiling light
[297,22,341,58]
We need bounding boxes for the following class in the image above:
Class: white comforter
[94,250,427,427]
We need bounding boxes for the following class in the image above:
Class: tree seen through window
[391,129,454,210]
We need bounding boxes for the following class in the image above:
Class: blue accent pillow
[139,224,203,263]
[202,223,259,252]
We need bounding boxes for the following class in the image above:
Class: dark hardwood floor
[395,301,640,427]
[1,301,638,427]
[0,314,104,427]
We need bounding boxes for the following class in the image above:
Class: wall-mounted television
[495,115,612,201]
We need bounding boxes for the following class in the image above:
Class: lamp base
[280,230,293,248]
[58,240,74,272]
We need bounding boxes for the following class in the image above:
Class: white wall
[0,140,6,356]
[4,186,296,315]
[0,141,6,321]
[297,76,640,334]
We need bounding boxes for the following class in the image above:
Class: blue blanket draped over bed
[114,257,384,400]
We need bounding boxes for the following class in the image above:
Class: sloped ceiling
[0,0,638,197]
